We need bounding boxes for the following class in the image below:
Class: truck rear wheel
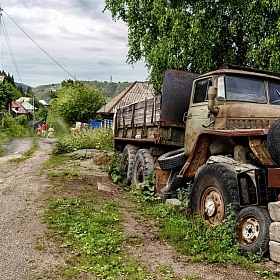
[131,149,155,185]
[121,144,139,184]
[191,163,239,225]
[236,206,271,254]
[267,118,280,165]
[158,148,186,170]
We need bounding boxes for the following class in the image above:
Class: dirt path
[0,138,277,279]
[0,138,58,279]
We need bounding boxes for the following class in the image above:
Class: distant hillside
[32,81,132,103]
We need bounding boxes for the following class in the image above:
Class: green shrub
[103,152,126,184]
[53,128,114,154]
[3,115,30,137]
[130,172,159,202]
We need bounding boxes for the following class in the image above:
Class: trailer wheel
[158,148,186,170]
[267,118,280,165]
[131,149,155,185]
[236,206,271,254]
[191,163,239,225]
[121,144,139,184]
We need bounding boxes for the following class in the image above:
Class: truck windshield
[268,81,280,105]
[225,76,267,103]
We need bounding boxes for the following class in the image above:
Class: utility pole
[33,93,35,120]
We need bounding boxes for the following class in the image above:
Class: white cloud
[0,0,149,87]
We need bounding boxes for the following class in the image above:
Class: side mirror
[208,86,219,114]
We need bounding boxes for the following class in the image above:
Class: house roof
[98,81,154,115]
[16,97,31,103]
[11,101,29,114]
[21,101,37,111]
[39,100,49,106]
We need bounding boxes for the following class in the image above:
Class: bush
[53,128,114,154]
[3,115,30,137]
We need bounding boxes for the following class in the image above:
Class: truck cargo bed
[114,95,186,148]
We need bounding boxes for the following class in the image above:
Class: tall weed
[53,128,114,154]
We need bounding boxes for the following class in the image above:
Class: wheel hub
[205,199,215,217]
[136,163,143,183]
[201,187,225,225]
[241,218,259,244]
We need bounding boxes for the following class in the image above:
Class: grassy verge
[41,155,167,279]
[40,129,279,279]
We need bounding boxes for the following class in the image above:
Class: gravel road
[0,138,57,279]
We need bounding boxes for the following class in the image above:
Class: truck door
[184,77,213,155]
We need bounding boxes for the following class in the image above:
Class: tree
[51,80,105,125]
[0,80,21,110]
[104,0,280,92]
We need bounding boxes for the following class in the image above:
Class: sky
[0,0,149,87]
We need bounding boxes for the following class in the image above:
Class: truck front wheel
[121,144,139,184]
[236,206,271,254]
[191,163,239,225]
[131,149,155,185]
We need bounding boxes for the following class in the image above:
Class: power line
[1,8,76,81]
[1,15,22,83]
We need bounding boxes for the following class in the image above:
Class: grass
[42,171,156,279]
[46,112,70,137]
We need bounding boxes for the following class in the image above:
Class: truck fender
[206,155,259,205]
[207,155,257,183]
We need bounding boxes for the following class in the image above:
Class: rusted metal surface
[200,186,225,225]
[268,168,280,188]
[155,161,170,192]
[114,93,186,147]
[114,137,155,144]
[198,66,280,81]
[202,128,269,137]
[161,69,197,124]
[179,134,212,178]
[226,103,280,129]
[237,212,261,247]
[249,138,276,166]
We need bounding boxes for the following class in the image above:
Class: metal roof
[11,101,29,114]
[98,81,154,115]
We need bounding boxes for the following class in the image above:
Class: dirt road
[0,138,275,279]
[0,138,58,279]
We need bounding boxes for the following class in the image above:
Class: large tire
[131,149,155,185]
[236,206,271,254]
[158,148,187,170]
[121,144,139,184]
[267,118,280,165]
[190,163,239,225]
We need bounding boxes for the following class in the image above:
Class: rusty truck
[114,65,280,254]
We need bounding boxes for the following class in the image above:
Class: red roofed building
[11,101,30,118]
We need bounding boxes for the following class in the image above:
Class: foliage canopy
[51,80,105,125]
[105,0,280,92]
[0,71,22,109]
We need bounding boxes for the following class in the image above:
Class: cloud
[0,0,149,87]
